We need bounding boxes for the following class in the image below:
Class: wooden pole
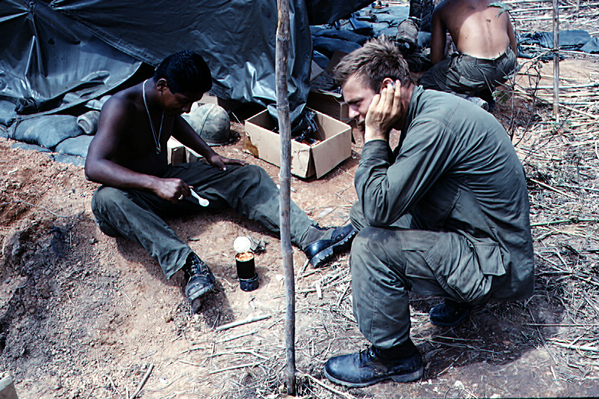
[275,0,296,395]
[553,0,560,122]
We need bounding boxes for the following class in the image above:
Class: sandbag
[50,153,86,167]
[11,142,51,153]
[77,110,101,134]
[55,135,94,158]
[84,95,111,111]
[10,115,82,150]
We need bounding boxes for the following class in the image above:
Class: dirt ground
[3,32,599,399]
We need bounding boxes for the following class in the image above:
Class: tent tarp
[0,0,142,125]
[0,0,371,127]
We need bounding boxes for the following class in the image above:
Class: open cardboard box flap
[244,108,351,179]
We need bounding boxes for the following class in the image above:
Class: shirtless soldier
[85,51,355,311]
[419,0,518,106]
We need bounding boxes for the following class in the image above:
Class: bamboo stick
[215,314,271,332]
[553,0,560,122]
[275,0,296,394]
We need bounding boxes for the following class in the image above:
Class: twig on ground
[300,372,357,399]
[314,280,323,299]
[434,353,463,379]
[178,346,205,355]
[140,350,158,359]
[208,362,262,374]
[524,323,599,327]
[215,314,271,331]
[530,178,579,199]
[531,217,599,227]
[207,349,269,361]
[549,341,599,353]
[216,330,257,343]
[177,359,202,367]
[336,281,351,306]
[297,259,311,280]
[106,375,125,399]
[0,200,79,218]
[130,364,153,399]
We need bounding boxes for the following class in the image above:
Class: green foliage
[493,90,510,105]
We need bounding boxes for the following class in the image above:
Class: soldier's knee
[91,187,123,237]
[94,219,121,237]
[351,227,380,263]
[235,164,267,184]
[351,226,405,269]
[350,203,367,231]
[91,186,120,212]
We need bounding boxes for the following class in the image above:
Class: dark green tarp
[0,0,371,127]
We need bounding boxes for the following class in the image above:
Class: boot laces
[188,255,209,276]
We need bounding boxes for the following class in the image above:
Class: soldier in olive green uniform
[322,38,533,387]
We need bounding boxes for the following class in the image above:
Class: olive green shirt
[355,86,534,300]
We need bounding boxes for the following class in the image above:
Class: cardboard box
[308,90,362,143]
[307,90,350,125]
[167,137,187,165]
[199,92,224,106]
[198,92,238,113]
[310,60,325,82]
[243,108,351,179]
[167,137,205,165]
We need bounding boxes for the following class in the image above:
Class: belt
[461,49,510,65]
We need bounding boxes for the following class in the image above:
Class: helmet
[183,103,231,146]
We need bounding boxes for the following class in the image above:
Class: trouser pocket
[421,233,506,303]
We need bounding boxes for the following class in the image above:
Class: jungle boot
[184,253,215,313]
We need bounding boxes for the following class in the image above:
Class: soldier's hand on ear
[364,80,401,143]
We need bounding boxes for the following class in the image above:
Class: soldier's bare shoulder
[101,86,143,119]
[110,85,139,105]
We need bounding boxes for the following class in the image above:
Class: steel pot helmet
[184,103,231,146]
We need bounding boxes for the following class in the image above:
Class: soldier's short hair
[333,37,414,91]
[154,50,212,95]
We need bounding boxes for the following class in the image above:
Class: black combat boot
[184,253,215,312]
[324,339,423,387]
[429,300,473,327]
[302,224,357,268]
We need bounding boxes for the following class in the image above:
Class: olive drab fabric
[419,46,517,95]
[91,162,315,278]
[349,86,533,348]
